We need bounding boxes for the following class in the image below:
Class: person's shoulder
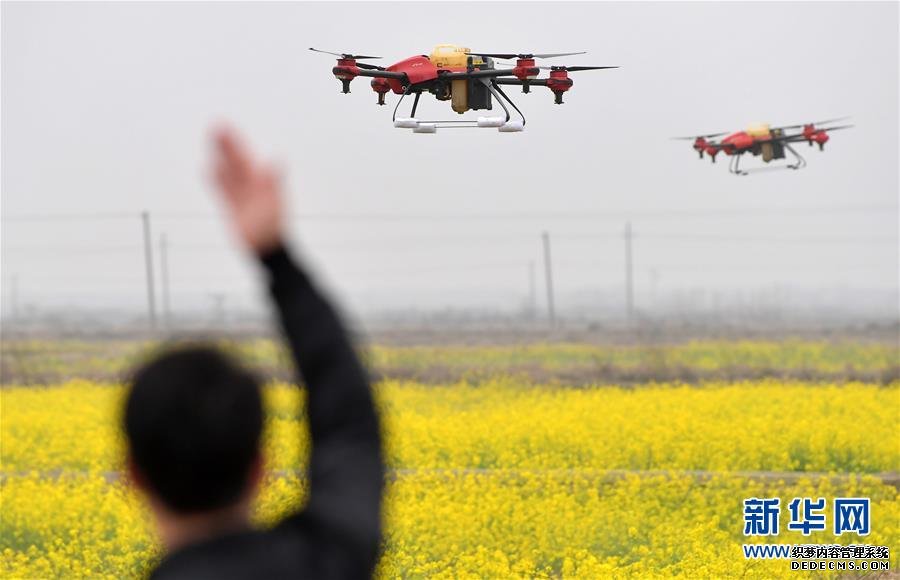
[150,528,312,580]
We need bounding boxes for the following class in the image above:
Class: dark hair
[124,345,264,514]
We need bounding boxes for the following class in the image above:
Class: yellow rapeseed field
[2,377,898,577]
[3,379,898,473]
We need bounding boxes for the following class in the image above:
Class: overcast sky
[2,1,897,317]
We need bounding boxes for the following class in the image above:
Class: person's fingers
[211,127,242,201]
[213,126,254,184]
[213,163,246,207]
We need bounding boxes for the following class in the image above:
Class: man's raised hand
[211,126,285,255]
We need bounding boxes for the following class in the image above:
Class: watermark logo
[787,497,826,536]
[834,498,870,536]
[741,497,886,570]
[743,497,780,536]
[744,497,870,538]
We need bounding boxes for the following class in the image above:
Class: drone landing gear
[391,79,526,132]
[784,144,807,171]
[728,145,807,176]
[728,154,746,176]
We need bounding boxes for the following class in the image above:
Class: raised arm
[211,127,384,575]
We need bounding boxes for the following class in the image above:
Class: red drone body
[677,118,852,175]
[310,45,618,132]
[386,55,439,88]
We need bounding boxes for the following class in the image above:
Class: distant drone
[310,45,618,133]
[675,118,853,175]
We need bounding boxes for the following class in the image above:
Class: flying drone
[310,45,618,133]
[675,118,853,175]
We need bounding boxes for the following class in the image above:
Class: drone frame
[680,119,851,176]
[313,48,617,133]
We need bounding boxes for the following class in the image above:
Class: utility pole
[141,211,157,330]
[528,260,536,319]
[624,221,634,323]
[210,293,226,327]
[10,275,19,322]
[542,231,556,328]
[160,233,171,329]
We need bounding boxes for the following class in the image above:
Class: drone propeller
[539,65,619,72]
[672,132,728,141]
[817,124,854,132]
[470,51,586,60]
[774,116,851,130]
[775,124,855,141]
[356,62,386,71]
[309,47,381,60]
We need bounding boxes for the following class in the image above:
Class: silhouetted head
[124,345,264,515]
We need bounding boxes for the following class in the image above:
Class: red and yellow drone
[675,118,853,175]
[310,44,618,132]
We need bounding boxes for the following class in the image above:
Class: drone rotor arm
[354,69,408,81]
[494,78,548,86]
[439,69,519,80]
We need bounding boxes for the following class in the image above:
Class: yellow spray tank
[745,123,771,137]
[746,123,775,162]
[429,44,485,114]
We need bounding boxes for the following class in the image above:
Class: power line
[7,260,891,283]
[639,233,896,244]
[2,231,894,254]
[553,261,890,273]
[0,211,138,222]
[164,204,898,220]
[3,245,144,254]
[2,203,895,222]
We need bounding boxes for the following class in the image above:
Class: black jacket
[151,246,384,579]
